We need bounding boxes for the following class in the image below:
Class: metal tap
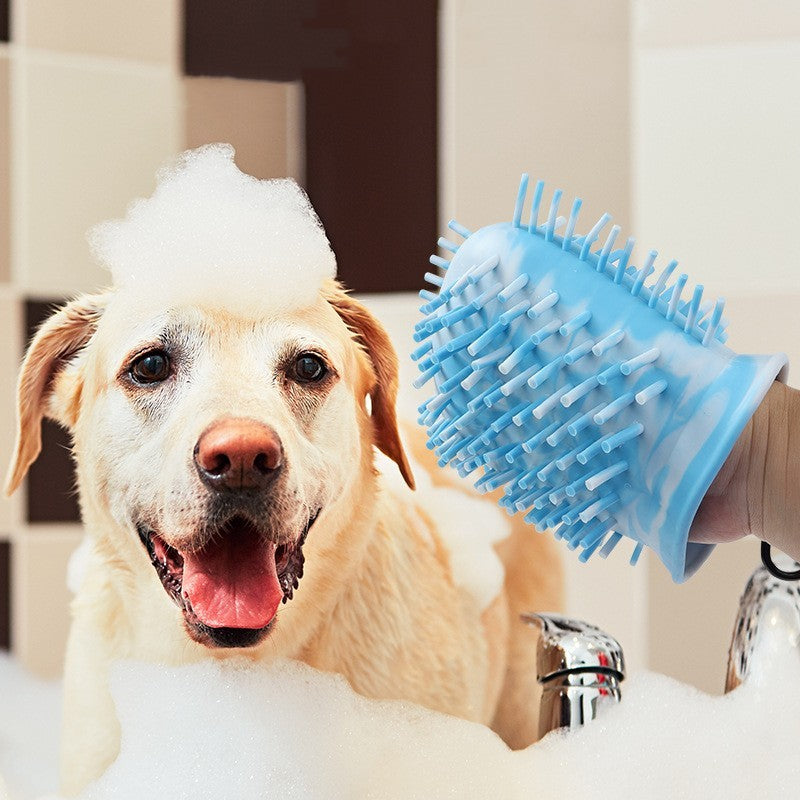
[726,559,800,692]
[523,613,625,738]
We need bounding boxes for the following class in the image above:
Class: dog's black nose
[194,418,283,491]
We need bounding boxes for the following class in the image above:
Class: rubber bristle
[415,174,733,571]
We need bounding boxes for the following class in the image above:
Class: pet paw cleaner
[413,176,787,581]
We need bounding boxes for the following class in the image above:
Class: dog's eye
[129,350,171,384]
[292,353,327,383]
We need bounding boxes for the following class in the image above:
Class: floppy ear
[324,283,415,489]
[5,293,108,496]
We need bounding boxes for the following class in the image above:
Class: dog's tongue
[182,524,282,629]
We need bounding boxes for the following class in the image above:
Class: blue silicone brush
[413,175,786,581]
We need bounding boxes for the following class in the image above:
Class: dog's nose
[194,419,283,491]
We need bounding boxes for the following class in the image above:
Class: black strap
[761,541,800,581]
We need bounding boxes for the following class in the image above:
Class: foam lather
[413,176,787,581]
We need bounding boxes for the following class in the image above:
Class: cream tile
[16,54,181,296]
[12,525,84,679]
[647,537,760,694]
[445,0,631,238]
[184,77,301,180]
[0,288,22,531]
[20,0,180,65]
[633,42,800,296]
[0,53,9,285]
[723,293,800,384]
[635,0,800,48]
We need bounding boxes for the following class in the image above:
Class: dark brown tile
[184,0,346,80]
[183,0,437,293]
[0,0,8,43]
[0,540,10,650]
[304,1,437,293]
[24,300,81,524]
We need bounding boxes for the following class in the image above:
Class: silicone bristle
[416,174,740,573]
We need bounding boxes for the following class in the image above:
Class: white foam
[0,654,60,800]
[88,144,336,316]
[1,612,799,799]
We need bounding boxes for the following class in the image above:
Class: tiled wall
[3,0,184,677]
[3,0,799,697]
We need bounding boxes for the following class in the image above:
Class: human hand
[690,381,800,562]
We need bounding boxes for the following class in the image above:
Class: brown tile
[24,300,81,524]
[184,0,346,80]
[0,539,10,650]
[183,1,438,293]
[184,77,295,180]
[0,54,9,285]
[0,288,22,531]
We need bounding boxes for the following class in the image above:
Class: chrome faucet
[726,558,800,692]
[523,613,625,738]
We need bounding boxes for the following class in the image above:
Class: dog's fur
[7,280,562,796]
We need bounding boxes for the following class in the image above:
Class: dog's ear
[324,283,415,490]
[5,293,109,496]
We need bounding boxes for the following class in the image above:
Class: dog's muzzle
[137,509,320,649]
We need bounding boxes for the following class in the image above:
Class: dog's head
[6,280,413,649]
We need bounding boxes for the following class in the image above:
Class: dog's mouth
[137,510,320,648]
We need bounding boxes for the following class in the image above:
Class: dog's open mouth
[137,511,319,648]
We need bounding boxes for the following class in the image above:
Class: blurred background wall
[0,0,798,695]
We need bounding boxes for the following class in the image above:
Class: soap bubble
[88,144,336,317]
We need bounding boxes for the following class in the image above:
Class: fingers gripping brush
[413,176,787,581]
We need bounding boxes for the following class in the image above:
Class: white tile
[724,293,800,384]
[647,536,760,694]
[443,0,631,237]
[633,42,800,296]
[635,0,800,48]
[14,54,181,297]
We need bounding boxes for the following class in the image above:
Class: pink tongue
[182,526,283,629]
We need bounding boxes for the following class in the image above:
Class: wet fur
[7,280,562,795]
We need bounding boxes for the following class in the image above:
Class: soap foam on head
[89,144,336,316]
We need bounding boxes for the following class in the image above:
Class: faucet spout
[523,613,625,738]
[726,561,800,692]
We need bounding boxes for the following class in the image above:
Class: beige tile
[0,288,22,531]
[444,0,631,237]
[633,42,800,296]
[724,293,800,384]
[635,0,800,48]
[16,54,181,296]
[12,525,84,679]
[0,54,9,285]
[184,77,302,180]
[647,536,760,694]
[20,0,180,64]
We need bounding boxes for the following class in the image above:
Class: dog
[6,224,562,796]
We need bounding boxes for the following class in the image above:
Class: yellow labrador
[7,279,562,795]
